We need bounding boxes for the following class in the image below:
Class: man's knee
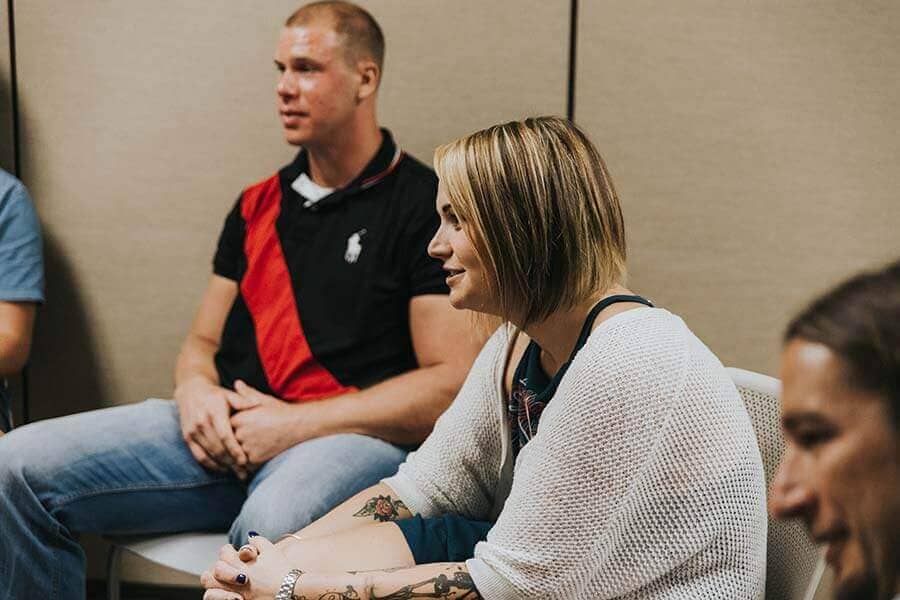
[0,421,53,496]
[228,496,320,547]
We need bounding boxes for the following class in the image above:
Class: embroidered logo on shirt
[344,228,367,264]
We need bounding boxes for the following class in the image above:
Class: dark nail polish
[236,573,247,585]
[248,531,259,538]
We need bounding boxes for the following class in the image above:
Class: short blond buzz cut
[434,116,628,327]
[285,1,385,72]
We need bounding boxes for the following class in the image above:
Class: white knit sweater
[385,308,767,599]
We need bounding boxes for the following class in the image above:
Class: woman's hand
[202,537,294,600]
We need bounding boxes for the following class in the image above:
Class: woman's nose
[428,227,448,259]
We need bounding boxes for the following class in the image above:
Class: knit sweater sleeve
[467,310,767,599]
[383,326,510,520]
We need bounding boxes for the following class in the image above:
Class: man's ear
[357,60,380,100]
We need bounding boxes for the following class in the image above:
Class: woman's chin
[448,293,469,311]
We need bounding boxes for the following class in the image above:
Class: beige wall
[16,0,567,424]
[13,0,568,585]
[1,1,13,173]
[576,0,900,376]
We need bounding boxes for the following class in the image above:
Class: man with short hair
[771,260,900,600]
[0,169,44,436]
[0,3,479,598]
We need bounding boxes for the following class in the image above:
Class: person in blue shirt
[0,168,44,435]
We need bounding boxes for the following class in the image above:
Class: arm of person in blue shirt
[228,294,484,467]
[0,301,36,376]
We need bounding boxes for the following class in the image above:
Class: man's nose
[277,73,298,97]
[769,458,816,521]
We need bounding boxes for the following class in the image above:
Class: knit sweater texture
[384,307,767,599]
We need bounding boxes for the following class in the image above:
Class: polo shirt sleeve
[0,178,44,303]
[212,195,244,281]
[404,178,449,297]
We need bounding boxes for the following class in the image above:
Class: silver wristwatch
[275,568,304,600]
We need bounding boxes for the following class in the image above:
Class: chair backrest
[727,367,822,600]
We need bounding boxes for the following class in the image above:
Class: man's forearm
[173,333,220,390]
[305,361,465,445]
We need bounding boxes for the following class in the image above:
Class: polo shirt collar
[285,128,403,209]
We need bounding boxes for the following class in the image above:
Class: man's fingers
[209,406,248,468]
[193,414,234,467]
[234,380,268,403]
[186,438,226,472]
[224,389,260,412]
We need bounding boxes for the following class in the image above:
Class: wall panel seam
[7,0,28,425]
[567,0,578,121]
[6,0,18,175]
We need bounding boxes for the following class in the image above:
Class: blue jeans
[0,399,407,600]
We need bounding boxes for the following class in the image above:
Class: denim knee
[228,496,319,547]
[0,424,47,492]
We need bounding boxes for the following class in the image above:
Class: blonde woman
[202,117,767,599]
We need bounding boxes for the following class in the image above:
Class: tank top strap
[571,294,654,359]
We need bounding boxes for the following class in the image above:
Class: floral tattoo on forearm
[316,586,361,599]
[353,495,408,522]
[370,570,482,599]
[292,585,361,600]
[296,569,481,600]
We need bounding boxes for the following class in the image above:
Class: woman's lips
[445,269,464,284]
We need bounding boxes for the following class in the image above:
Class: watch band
[275,568,304,600]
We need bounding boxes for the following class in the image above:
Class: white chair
[727,367,824,600]
[106,532,228,600]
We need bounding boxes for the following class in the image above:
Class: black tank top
[508,294,653,458]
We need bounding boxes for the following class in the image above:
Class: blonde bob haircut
[434,116,627,327]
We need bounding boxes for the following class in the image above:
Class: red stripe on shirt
[239,175,356,402]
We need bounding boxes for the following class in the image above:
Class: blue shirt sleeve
[0,171,45,303]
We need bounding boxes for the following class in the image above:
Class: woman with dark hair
[771,260,900,600]
[202,117,767,599]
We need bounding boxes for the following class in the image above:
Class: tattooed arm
[204,551,483,600]
[293,564,482,600]
[275,483,414,569]
[286,483,411,539]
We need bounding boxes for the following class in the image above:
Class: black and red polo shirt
[212,130,447,402]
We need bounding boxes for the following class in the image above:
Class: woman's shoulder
[571,307,737,405]
[582,307,691,362]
